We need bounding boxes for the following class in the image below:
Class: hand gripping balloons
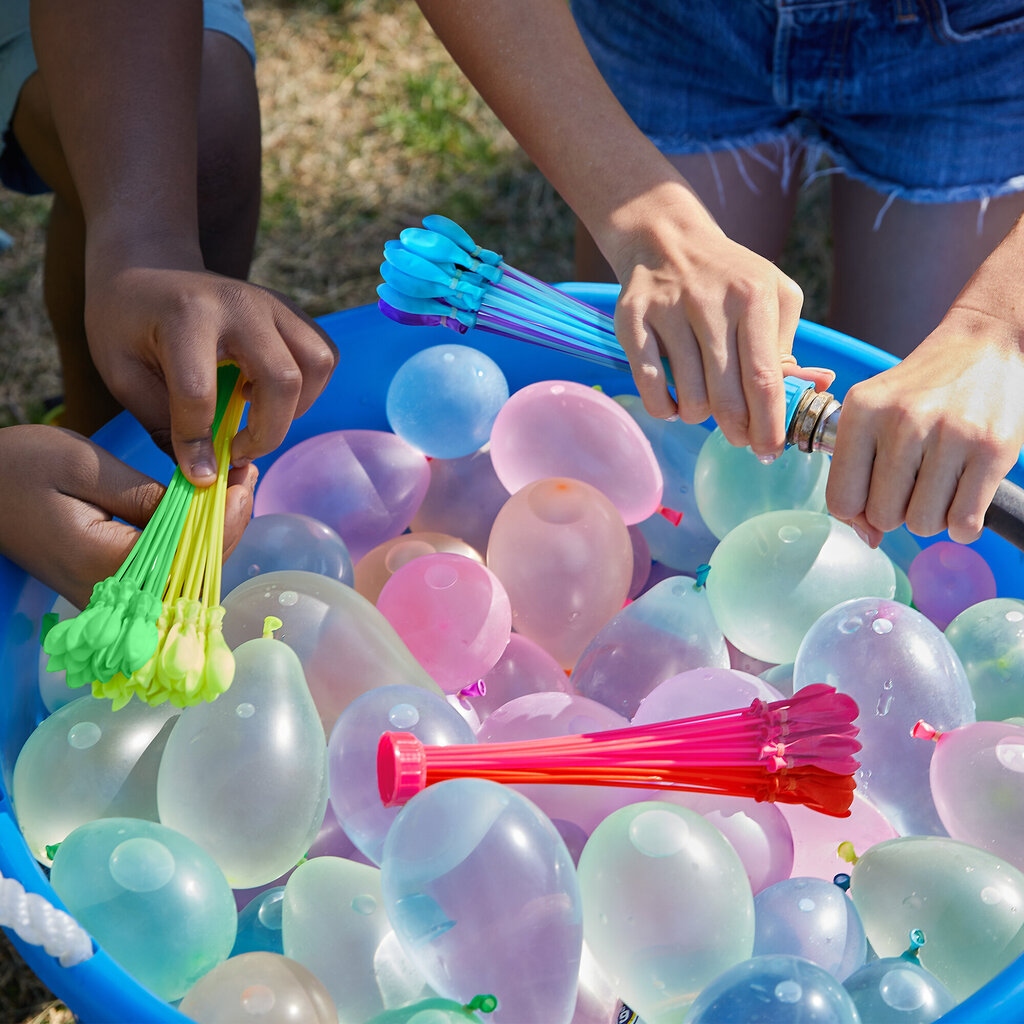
[381,778,584,1024]
[49,817,237,1002]
[925,720,1024,872]
[685,954,862,1024]
[178,951,338,1023]
[157,627,328,888]
[385,343,509,458]
[253,429,431,562]
[705,510,896,665]
[577,801,754,1024]
[793,597,976,836]
[944,597,1024,722]
[571,577,730,719]
[376,552,512,693]
[222,570,442,733]
[486,477,633,669]
[327,683,475,866]
[849,835,1024,1001]
[489,380,663,525]
[221,512,354,597]
[693,426,829,540]
[12,694,177,863]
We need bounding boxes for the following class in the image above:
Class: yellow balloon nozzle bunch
[44,364,247,710]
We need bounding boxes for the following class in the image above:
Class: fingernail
[757,454,777,466]
[191,459,217,481]
[852,524,870,544]
[664,414,680,422]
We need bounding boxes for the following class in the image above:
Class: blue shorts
[0,0,256,195]
[572,0,1024,203]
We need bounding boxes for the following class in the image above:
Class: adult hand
[0,424,256,609]
[603,187,834,458]
[84,264,338,486]
[827,306,1024,546]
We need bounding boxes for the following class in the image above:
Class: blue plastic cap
[783,375,815,434]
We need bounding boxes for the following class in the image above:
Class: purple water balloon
[907,540,997,630]
[632,667,783,725]
[254,429,431,562]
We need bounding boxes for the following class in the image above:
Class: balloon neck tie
[263,615,283,640]
[838,840,859,865]
[832,872,851,892]
[694,563,712,589]
[378,683,860,817]
[457,679,487,700]
[912,720,943,741]
[901,929,926,962]
[465,994,498,1015]
[658,505,683,526]
[43,364,247,710]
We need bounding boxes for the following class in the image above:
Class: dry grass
[0,0,831,1019]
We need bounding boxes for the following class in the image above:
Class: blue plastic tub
[1,284,1022,1021]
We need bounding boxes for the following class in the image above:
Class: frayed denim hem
[655,122,1024,232]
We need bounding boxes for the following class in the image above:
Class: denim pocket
[932,0,1024,39]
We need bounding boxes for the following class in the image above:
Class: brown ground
[0,1,830,1019]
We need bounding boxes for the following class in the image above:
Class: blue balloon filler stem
[378,214,1024,552]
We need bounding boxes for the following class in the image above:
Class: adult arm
[29,0,337,483]
[827,213,1024,544]
[415,0,829,456]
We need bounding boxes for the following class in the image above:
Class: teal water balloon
[12,694,177,863]
[849,835,1024,1001]
[693,426,829,540]
[327,683,475,865]
[793,597,976,836]
[615,394,718,571]
[843,946,955,1024]
[578,801,754,1024]
[386,343,509,458]
[944,597,1024,721]
[381,778,583,1024]
[926,720,1024,872]
[222,570,443,733]
[685,954,862,1024]
[282,857,428,1023]
[753,876,867,980]
[705,510,896,665]
[572,576,730,718]
[233,887,285,956]
[49,817,236,1002]
[178,951,338,1023]
[157,631,328,888]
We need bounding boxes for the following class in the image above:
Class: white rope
[0,869,93,968]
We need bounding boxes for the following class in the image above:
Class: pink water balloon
[908,541,997,630]
[376,553,512,694]
[254,429,431,562]
[487,477,633,669]
[924,719,1024,872]
[354,532,484,605]
[489,380,663,525]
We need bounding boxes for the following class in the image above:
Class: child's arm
[414,0,826,460]
[29,0,337,484]
[0,426,255,609]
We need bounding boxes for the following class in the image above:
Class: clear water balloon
[843,943,955,1024]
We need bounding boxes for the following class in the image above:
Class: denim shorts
[0,0,256,195]
[572,0,1024,203]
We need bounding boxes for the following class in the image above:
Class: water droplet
[278,590,298,607]
[875,692,893,716]
[839,616,862,634]
[388,703,420,729]
[246,563,261,579]
[241,984,276,1015]
[352,894,378,915]
[774,981,802,1004]
[236,702,255,719]
[67,722,101,750]
[996,740,1024,773]
[1006,611,1024,623]
[798,897,815,912]
[550,384,566,395]
[981,886,1003,905]
[442,351,455,363]
[872,618,894,634]
[778,525,801,543]
[257,892,284,930]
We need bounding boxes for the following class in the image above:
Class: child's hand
[0,425,256,609]
[83,265,338,487]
